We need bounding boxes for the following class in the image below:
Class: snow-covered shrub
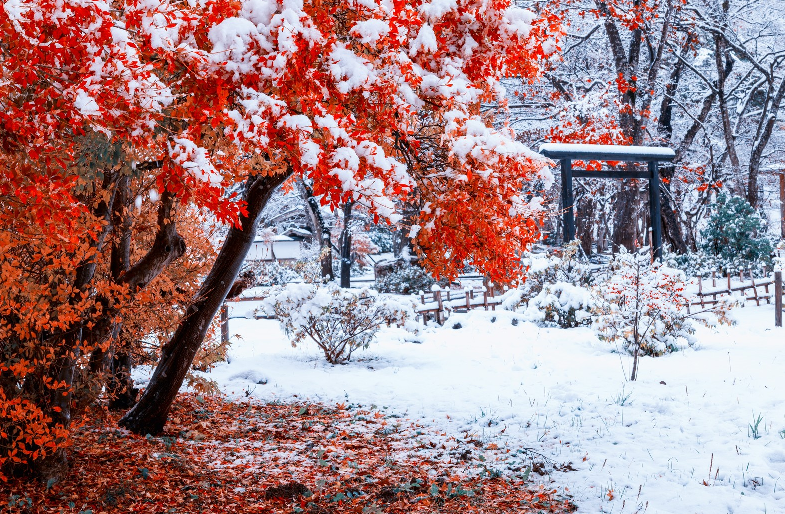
[368,226,394,253]
[668,250,719,279]
[592,249,722,380]
[523,282,594,328]
[774,241,785,272]
[245,260,302,286]
[501,240,594,312]
[263,284,416,364]
[290,257,325,284]
[698,193,773,275]
[374,260,436,295]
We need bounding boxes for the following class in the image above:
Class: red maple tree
[1,0,558,481]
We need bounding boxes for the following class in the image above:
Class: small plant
[501,240,594,313]
[264,284,417,364]
[249,260,302,286]
[749,413,764,439]
[613,386,633,406]
[593,248,731,381]
[523,281,594,328]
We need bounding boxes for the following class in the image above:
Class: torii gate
[539,143,676,260]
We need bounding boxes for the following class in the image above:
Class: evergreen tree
[700,193,773,273]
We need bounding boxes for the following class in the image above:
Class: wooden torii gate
[539,143,676,260]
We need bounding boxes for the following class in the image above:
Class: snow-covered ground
[140,301,785,513]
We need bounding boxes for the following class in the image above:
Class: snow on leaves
[0,0,558,477]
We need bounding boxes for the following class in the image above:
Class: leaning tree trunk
[119,171,290,435]
[339,201,354,288]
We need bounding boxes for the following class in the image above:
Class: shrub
[246,260,302,286]
[501,240,594,313]
[368,226,394,253]
[592,248,731,380]
[522,282,594,328]
[263,284,416,364]
[374,261,436,295]
[699,193,773,275]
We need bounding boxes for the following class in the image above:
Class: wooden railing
[217,270,785,342]
[692,270,784,327]
[692,270,774,308]
[416,284,503,325]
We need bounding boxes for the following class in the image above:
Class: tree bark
[575,192,594,256]
[33,173,118,482]
[298,178,334,281]
[76,181,187,412]
[747,77,785,208]
[119,171,290,435]
[339,201,354,288]
[714,34,742,183]
[612,186,643,253]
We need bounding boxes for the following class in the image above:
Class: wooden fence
[692,270,784,327]
[692,270,775,308]
[217,271,785,343]
[415,285,503,325]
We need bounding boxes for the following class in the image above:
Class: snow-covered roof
[253,235,295,243]
[282,227,313,239]
[539,143,676,162]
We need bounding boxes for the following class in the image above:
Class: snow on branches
[262,283,418,364]
[592,248,732,381]
[2,0,557,272]
[0,0,558,477]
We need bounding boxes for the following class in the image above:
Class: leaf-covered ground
[5,394,576,513]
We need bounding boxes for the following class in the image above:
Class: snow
[329,44,375,93]
[539,143,676,160]
[502,7,536,40]
[418,0,457,21]
[74,89,101,116]
[351,19,390,44]
[145,300,785,514]
[208,17,265,77]
[241,0,276,26]
[168,138,223,185]
[409,23,438,56]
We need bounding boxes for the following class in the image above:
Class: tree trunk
[119,171,290,435]
[575,193,594,256]
[339,201,354,288]
[108,336,138,410]
[298,178,334,281]
[659,188,688,254]
[612,185,641,253]
[33,174,118,482]
[780,173,785,239]
[747,77,785,209]
[714,34,742,183]
[76,182,186,413]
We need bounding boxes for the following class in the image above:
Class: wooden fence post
[774,271,782,327]
[221,303,229,344]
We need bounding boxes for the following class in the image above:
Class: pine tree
[700,193,773,274]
